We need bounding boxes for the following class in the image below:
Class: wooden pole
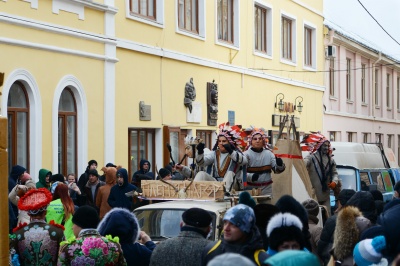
[0,116,9,265]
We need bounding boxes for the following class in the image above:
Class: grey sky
[324,0,400,61]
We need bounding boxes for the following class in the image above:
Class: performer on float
[194,122,247,194]
[243,126,285,202]
[301,132,340,216]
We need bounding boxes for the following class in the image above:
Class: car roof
[133,200,232,213]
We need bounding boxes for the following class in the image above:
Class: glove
[328,181,337,189]
[252,173,260,182]
[276,157,283,166]
[196,142,205,154]
[222,144,234,154]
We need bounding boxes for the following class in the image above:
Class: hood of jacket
[139,159,151,174]
[101,166,117,185]
[97,207,140,244]
[333,206,371,261]
[9,165,26,182]
[37,168,52,186]
[346,191,377,224]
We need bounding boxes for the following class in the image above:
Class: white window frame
[253,1,273,59]
[280,11,297,66]
[126,0,165,28]
[176,0,206,40]
[303,21,316,70]
[215,0,240,50]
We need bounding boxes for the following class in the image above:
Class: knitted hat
[87,169,99,177]
[51,173,65,183]
[51,181,61,194]
[88,159,98,166]
[267,212,305,251]
[337,189,356,206]
[208,253,255,266]
[302,198,319,217]
[239,191,257,209]
[10,165,26,180]
[182,208,212,228]
[97,208,140,244]
[72,205,99,229]
[105,162,117,168]
[18,188,53,215]
[159,168,171,179]
[264,250,320,266]
[353,236,388,266]
[223,204,255,234]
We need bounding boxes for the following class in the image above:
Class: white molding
[53,75,88,176]
[2,69,42,181]
[52,0,117,20]
[292,0,323,17]
[0,37,118,62]
[23,0,38,9]
[117,38,325,91]
[0,14,117,45]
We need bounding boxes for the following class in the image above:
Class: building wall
[1,0,325,180]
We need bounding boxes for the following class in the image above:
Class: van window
[371,172,385,192]
[337,168,357,190]
[382,171,394,192]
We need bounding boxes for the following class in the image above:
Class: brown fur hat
[101,165,121,185]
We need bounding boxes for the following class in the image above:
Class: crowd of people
[7,123,400,265]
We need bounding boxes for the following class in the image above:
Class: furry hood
[97,208,140,244]
[333,206,371,261]
[101,166,120,185]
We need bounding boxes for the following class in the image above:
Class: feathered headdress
[215,122,246,152]
[18,188,53,215]
[301,131,332,155]
[242,126,270,150]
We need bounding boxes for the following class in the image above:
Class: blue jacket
[108,171,137,210]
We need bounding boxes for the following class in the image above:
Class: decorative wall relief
[207,80,218,126]
[184,77,196,113]
[139,101,151,121]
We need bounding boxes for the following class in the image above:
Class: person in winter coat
[329,206,372,265]
[108,168,138,211]
[96,165,118,219]
[9,172,36,226]
[8,165,26,232]
[35,168,52,189]
[302,198,323,260]
[131,159,154,186]
[81,169,105,211]
[150,208,212,266]
[77,159,97,206]
[201,204,267,266]
[98,208,155,266]
[46,183,75,240]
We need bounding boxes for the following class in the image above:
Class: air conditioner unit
[326,45,336,58]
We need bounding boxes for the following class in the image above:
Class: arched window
[7,82,29,172]
[58,88,77,176]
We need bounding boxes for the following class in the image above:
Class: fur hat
[97,208,140,244]
[353,236,388,266]
[223,204,255,234]
[158,168,171,179]
[264,250,320,266]
[72,205,99,229]
[267,212,305,251]
[18,188,52,215]
[182,208,212,228]
[239,191,256,209]
[338,189,356,206]
[208,253,255,266]
[302,198,319,217]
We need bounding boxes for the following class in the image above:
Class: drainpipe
[372,52,382,120]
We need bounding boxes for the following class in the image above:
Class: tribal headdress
[18,188,53,215]
[242,126,270,150]
[215,122,246,152]
[301,132,332,155]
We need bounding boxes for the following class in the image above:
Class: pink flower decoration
[81,237,109,256]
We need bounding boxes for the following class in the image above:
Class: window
[58,88,77,177]
[387,73,391,108]
[196,130,213,149]
[329,58,335,96]
[329,131,336,141]
[361,64,366,103]
[362,133,369,143]
[346,58,351,100]
[397,77,400,110]
[130,0,156,19]
[7,82,29,172]
[375,68,379,106]
[304,26,314,67]
[281,16,293,60]
[347,132,355,142]
[163,127,188,167]
[129,128,155,176]
[178,0,198,33]
[388,134,393,149]
[216,0,239,47]
[254,5,266,53]
[376,133,382,143]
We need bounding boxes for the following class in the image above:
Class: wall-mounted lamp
[294,96,304,113]
[275,93,285,111]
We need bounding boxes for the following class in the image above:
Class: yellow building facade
[0,0,324,179]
